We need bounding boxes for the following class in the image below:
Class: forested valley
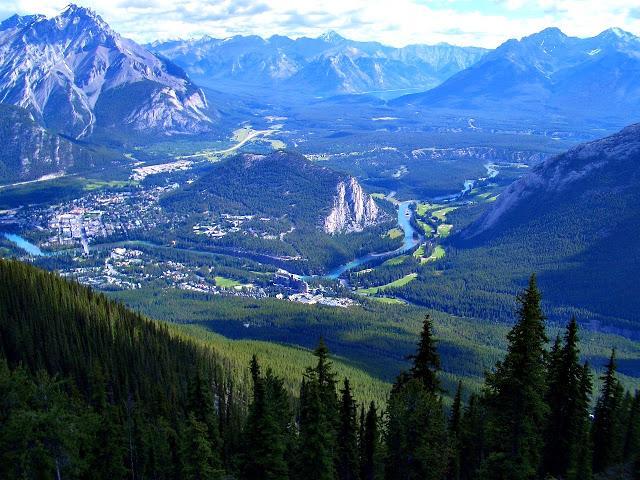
[1,260,639,479]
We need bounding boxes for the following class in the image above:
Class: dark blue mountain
[149,32,487,97]
[393,27,640,128]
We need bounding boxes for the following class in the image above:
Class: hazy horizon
[2,1,640,49]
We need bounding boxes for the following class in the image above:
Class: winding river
[319,201,420,279]
[1,163,500,279]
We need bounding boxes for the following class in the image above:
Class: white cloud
[1,0,639,48]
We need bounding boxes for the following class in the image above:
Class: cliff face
[324,177,381,234]
[0,104,108,183]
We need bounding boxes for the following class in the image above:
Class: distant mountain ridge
[0,4,215,139]
[393,27,640,128]
[149,32,488,96]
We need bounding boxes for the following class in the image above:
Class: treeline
[1,259,639,479]
[234,276,640,480]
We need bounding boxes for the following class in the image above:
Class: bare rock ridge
[464,122,640,238]
[0,104,112,183]
[0,4,213,139]
[324,177,380,234]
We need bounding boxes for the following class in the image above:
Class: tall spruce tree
[337,378,359,480]
[592,349,624,473]
[296,339,338,480]
[409,315,441,393]
[180,412,222,480]
[385,316,448,480]
[243,356,291,480]
[624,392,640,462]
[459,394,486,480]
[360,402,380,480]
[447,381,463,480]
[187,369,223,468]
[566,362,594,480]
[478,274,549,480]
[543,317,592,479]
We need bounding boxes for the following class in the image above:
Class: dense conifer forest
[1,260,639,479]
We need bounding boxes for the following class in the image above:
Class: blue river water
[1,201,420,279]
[320,200,420,279]
[2,233,48,256]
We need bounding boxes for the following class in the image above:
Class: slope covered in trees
[1,261,639,479]
[386,123,640,336]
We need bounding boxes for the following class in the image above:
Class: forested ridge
[0,260,639,479]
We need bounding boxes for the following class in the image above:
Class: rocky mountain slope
[451,123,640,330]
[149,32,487,97]
[394,27,640,128]
[0,5,214,139]
[160,150,392,273]
[324,177,380,234]
[0,104,117,183]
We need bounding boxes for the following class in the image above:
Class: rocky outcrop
[0,5,214,139]
[324,177,381,234]
[0,104,109,183]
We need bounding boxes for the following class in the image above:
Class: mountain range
[393,27,640,128]
[0,5,215,140]
[149,32,488,97]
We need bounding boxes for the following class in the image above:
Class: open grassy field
[386,227,404,239]
[432,206,458,221]
[423,245,446,263]
[382,255,410,266]
[437,224,453,237]
[358,272,418,294]
[214,276,245,288]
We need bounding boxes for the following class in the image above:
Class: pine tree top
[408,315,441,394]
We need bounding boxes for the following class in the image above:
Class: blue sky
[3,1,640,47]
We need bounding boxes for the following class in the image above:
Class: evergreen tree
[543,317,592,479]
[592,349,624,473]
[447,381,463,480]
[408,315,441,393]
[360,402,380,480]
[479,274,549,480]
[296,339,338,480]
[458,394,486,480]
[337,378,359,480]
[187,368,223,466]
[384,379,449,480]
[624,391,640,462]
[180,412,222,480]
[566,363,593,480]
[385,317,448,480]
[243,356,291,480]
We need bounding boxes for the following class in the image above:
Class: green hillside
[384,124,640,336]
